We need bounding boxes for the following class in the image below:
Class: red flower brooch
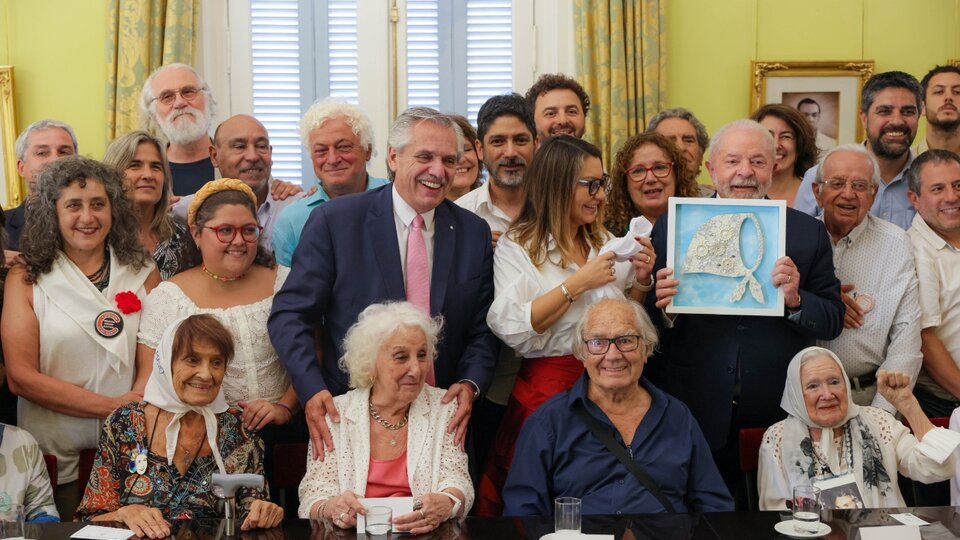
[115,291,142,314]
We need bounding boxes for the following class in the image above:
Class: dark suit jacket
[646,207,842,449]
[4,203,25,251]
[269,185,498,400]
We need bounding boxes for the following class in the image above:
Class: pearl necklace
[368,399,409,447]
[201,263,245,282]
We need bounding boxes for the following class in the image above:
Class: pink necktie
[406,214,435,385]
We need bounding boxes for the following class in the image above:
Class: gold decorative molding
[0,66,21,209]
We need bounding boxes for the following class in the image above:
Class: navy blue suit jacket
[4,203,25,251]
[646,207,843,449]
[269,185,498,400]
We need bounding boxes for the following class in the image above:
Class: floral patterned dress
[76,402,266,521]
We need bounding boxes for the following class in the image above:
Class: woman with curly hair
[103,131,188,280]
[604,132,699,233]
[1,156,160,517]
[137,179,298,430]
[750,104,819,208]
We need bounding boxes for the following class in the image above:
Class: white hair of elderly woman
[571,297,659,362]
[338,301,444,389]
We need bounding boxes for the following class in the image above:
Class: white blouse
[486,232,634,358]
[138,266,291,405]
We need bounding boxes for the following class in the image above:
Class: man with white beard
[140,63,218,195]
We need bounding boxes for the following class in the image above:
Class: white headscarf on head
[780,346,860,430]
[778,346,894,506]
[143,316,228,474]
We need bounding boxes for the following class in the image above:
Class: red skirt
[475,354,583,516]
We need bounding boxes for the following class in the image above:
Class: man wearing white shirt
[812,144,921,413]
[456,93,537,476]
[905,149,960,417]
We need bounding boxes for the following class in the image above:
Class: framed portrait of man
[750,61,875,150]
[665,197,786,317]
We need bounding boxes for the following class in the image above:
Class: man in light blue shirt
[794,71,923,230]
[272,98,390,266]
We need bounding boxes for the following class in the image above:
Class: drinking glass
[364,506,392,539]
[554,497,581,538]
[792,485,821,534]
[0,504,24,540]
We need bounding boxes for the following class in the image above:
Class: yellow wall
[666,0,960,181]
[0,0,109,160]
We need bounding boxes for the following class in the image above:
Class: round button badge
[95,310,124,338]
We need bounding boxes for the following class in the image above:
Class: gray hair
[139,63,217,135]
[646,107,710,156]
[905,148,960,195]
[708,119,775,163]
[300,98,377,157]
[339,302,443,389]
[814,143,882,189]
[15,119,78,161]
[387,107,464,159]
[572,298,659,362]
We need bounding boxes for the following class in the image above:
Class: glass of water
[554,497,581,538]
[792,485,821,534]
[0,504,24,540]
[365,506,392,538]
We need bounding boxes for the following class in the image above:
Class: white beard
[159,106,211,145]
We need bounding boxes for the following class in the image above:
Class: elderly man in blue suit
[648,119,843,493]
[269,107,498,460]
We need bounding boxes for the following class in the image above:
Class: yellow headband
[187,178,259,227]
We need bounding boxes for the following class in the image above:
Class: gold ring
[419,509,426,520]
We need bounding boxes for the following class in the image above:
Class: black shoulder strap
[571,399,676,513]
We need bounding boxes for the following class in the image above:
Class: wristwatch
[439,491,462,520]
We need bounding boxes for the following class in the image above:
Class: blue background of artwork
[671,203,782,310]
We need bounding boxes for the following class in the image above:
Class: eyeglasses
[203,224,262,244]
[575,174,612,196]
[583,335,642,355]
[817,178,874,193]
[152,86,203,106]
[628,162,674,182]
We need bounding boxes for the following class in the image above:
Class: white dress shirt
[909,213,960,401]
[817,214,922,413]
[392,185,436,283]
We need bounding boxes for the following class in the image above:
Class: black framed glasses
[203,224,263,244]
[575,174,612,196]
[152,86,203,106]
[628,162,674,182]
[583,335,642,355]
[816,178,874,193]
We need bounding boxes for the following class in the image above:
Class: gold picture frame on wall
[0,66,20,209]
[750,61,875,147]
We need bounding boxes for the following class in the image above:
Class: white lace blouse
[138,266,291,405]
[297,385,474,518]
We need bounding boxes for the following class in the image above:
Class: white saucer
[774,520,831,538]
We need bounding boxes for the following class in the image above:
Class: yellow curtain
[106,0,200,143]
[573,0,666,167]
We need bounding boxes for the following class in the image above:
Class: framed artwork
[665,197,786,317]
[0,66,19,209]
[750,60,874,148]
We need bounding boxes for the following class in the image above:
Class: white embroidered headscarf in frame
[143,316,229,474]
[778,346,896,506]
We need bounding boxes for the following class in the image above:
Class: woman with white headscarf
[76,314,283,537]
[759,346,960,510]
